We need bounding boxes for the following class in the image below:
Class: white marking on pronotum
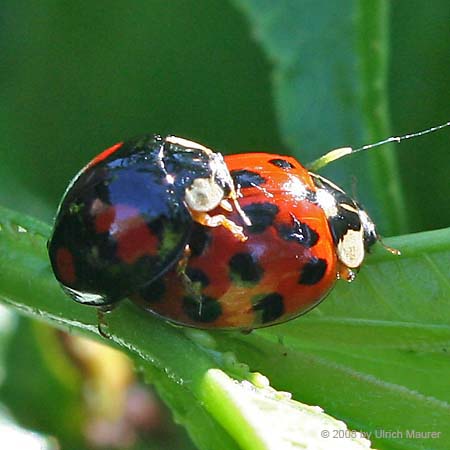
[315,188,338,218]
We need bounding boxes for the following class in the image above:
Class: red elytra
[131,153,341,329]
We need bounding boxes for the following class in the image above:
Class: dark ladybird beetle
[48,135,249,306]
[131,152,378,329]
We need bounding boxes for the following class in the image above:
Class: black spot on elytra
[189,224,212,257]
[229,252,264,284]
[230,169,266,188]
[243,202,279,234]
[137,277,166,303]
[268,158,295,170]
[185,267,210,287]
[277,216,319,248]
[299,257,327,285]
[183,295,222,323]
[253,293,284,323]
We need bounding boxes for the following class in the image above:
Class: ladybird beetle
[131,152,378,329]
[48,135,248,306]
[49,123,448,329]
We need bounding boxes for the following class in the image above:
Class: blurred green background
[0,0,280,224]
[0,1,449,449]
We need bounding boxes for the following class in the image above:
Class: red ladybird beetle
[131,152,378,329]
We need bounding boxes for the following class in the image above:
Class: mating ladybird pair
[48,134,382,330]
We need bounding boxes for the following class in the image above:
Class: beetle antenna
[308,121,450,172]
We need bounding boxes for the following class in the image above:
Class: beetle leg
[97,306,114,338]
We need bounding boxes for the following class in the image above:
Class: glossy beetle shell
[48,135,236,305]
[131,153,338,328]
